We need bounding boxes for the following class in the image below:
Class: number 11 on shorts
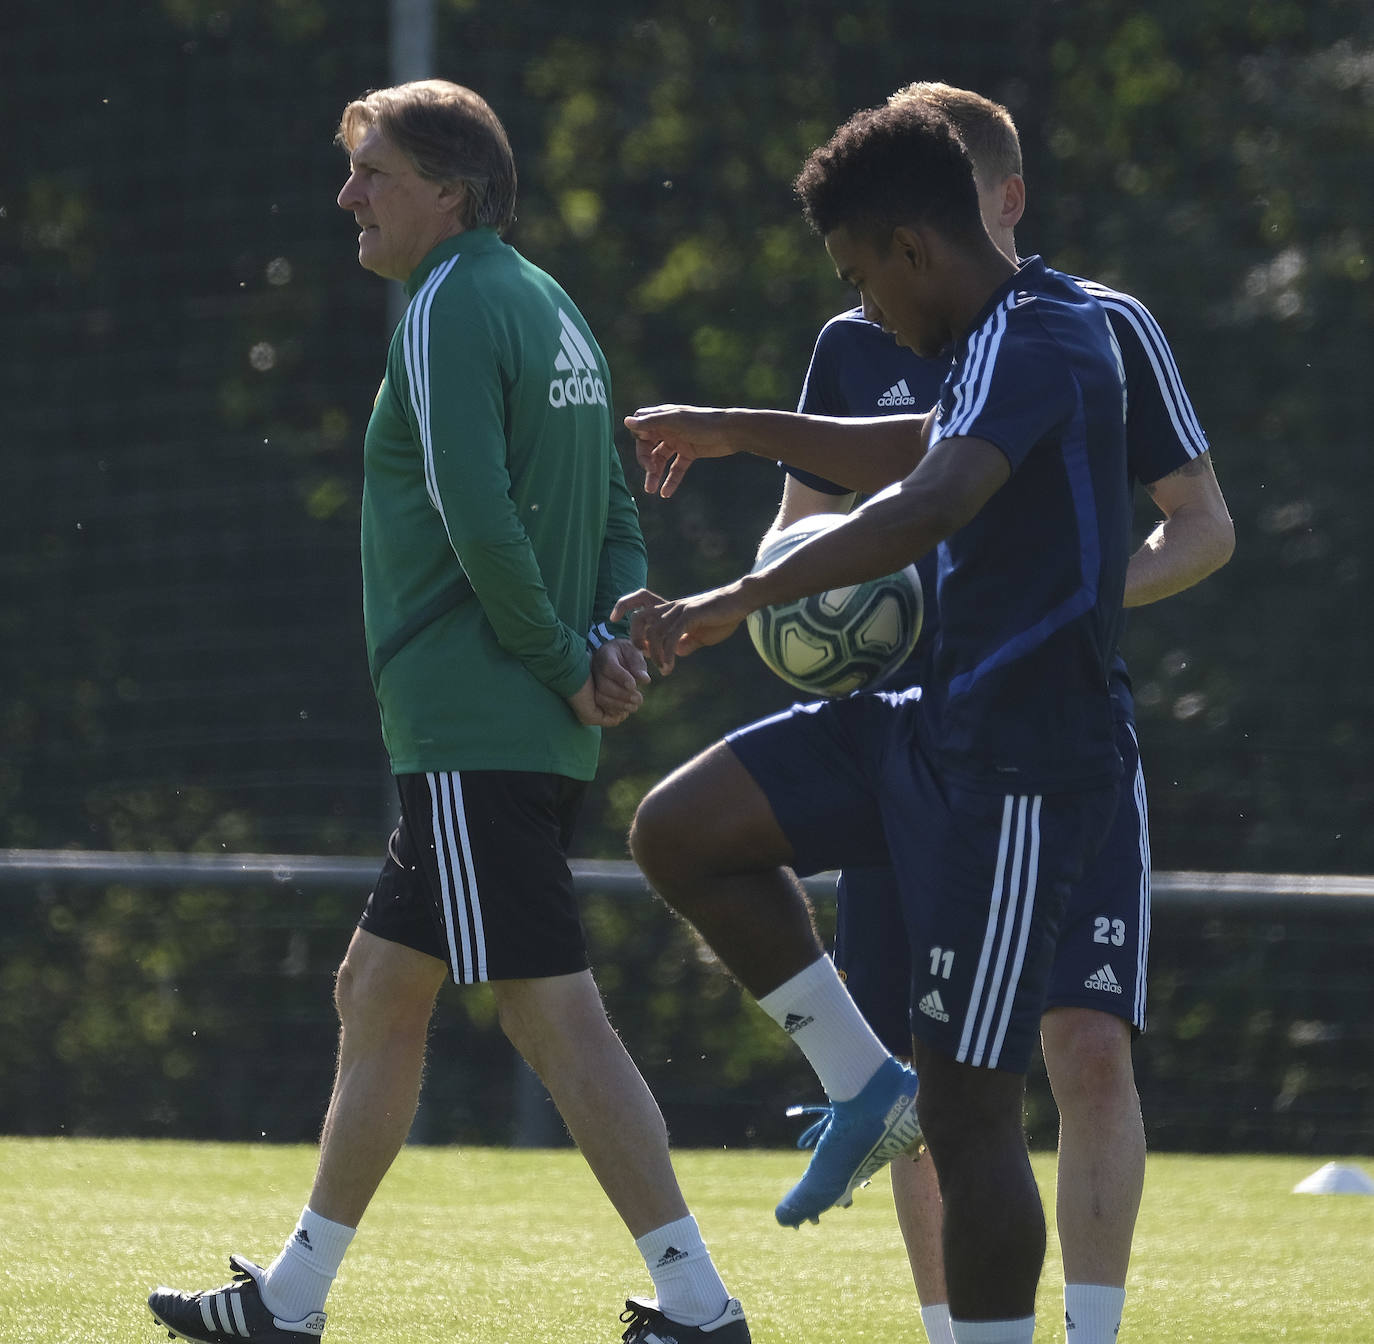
[929,946,955,979]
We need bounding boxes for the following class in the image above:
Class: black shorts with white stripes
[359,770,590,984]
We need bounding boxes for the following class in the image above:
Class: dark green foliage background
[2,1,1371,1144]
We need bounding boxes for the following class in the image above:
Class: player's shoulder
[1068,274,1176,349]
[1071,275,1208,461]
[813,304,882,348]
[987,257,1092,327]
[976,259,1104,359]
[1070,273,1153,317]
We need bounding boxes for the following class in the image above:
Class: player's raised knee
[627,777,697,888]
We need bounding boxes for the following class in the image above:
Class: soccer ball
[746,514,923,697]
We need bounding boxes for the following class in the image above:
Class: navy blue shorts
[829,718,1150,1054]
[726,691,1116,1073]
[359,770,589,985]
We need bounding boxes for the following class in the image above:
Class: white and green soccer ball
[746,514,924,698]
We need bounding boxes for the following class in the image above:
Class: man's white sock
[635,1215,729,1326]
[921,1303,958,1344]
[1065,1283,1126,1342]
[259,1206,356,1321]
[950,1315,1035,1343]
[756,955,891,1101]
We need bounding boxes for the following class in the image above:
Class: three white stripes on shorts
[957,794,1043,1069]
[427,771,488,983]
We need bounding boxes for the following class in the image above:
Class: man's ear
[891,224,929,272]
[436,178,469,221]
[999,174,1026,231]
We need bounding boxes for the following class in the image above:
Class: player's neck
[946,242,1019,345]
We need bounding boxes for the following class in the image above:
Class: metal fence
[2,851,1371,1153]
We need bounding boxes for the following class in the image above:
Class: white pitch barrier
[1292,1162,1374,1195]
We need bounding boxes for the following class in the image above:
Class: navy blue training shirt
[916,255,1130,791]
[791,275,1211,728]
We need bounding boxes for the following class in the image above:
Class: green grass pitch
[1,1139,1371,1341]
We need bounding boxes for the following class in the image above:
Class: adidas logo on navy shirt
[917,989,950,1023]
[877,378,918,407]
[549,308,608,409]
[1084,964,1124,994]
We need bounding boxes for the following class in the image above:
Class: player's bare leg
[1042,1006,1143,1340]
[887,1145,960,1344]
[310,929,447,1225]
[885,1011,1141,1342]
[912,1044,1044,1325]
[629,741,824,998]
[491,970,690,1236]
[631,740,921,1226]
[890,1144,951,1305]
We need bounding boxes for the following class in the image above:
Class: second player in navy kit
[765,83,1232,1344]
[726,251,1132,1076]
[787,292,1155,1052]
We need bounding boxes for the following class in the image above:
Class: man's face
[336,125,461,281]
[824,224,946,358]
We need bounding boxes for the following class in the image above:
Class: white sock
[635,1215,729,1327]
[950,1316,1035,1343]
[1065,1284,1126,1342]
[921,1303,958,1344]
[756,956,891,1101]
[259,1207,356,1321]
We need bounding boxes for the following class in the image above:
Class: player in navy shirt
[763,85,1234,1344]
[614,102,1132,1339]
[767,83,1232,1344]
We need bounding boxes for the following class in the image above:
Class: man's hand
[611,584,754,675]
[591,638,651,719]
[623,405,738,498]
[566,674,630,728]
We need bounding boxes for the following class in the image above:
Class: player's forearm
[745,487,947,612]
[748,433,1002,608]
[728,409,925,494]
[760,479,857,557]
[1123,508,1235,607]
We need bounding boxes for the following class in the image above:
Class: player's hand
[566,674,631,728]
[590,638,651,719]
[611,584,752,675]
[623,405,737,498]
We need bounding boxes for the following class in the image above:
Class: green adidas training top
[360,229,646,779]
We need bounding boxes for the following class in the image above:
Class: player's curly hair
[337,80,517,235]
[794,101,982,247]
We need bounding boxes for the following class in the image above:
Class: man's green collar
[405,229,502,296]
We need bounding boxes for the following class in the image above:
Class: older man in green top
[148,80,749,1344]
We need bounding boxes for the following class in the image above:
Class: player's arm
[760,475,858,556]
[614,433,1005,674]
[1125,452,1235,608]
[625,405,930,499]
[1095,289,1235,607]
